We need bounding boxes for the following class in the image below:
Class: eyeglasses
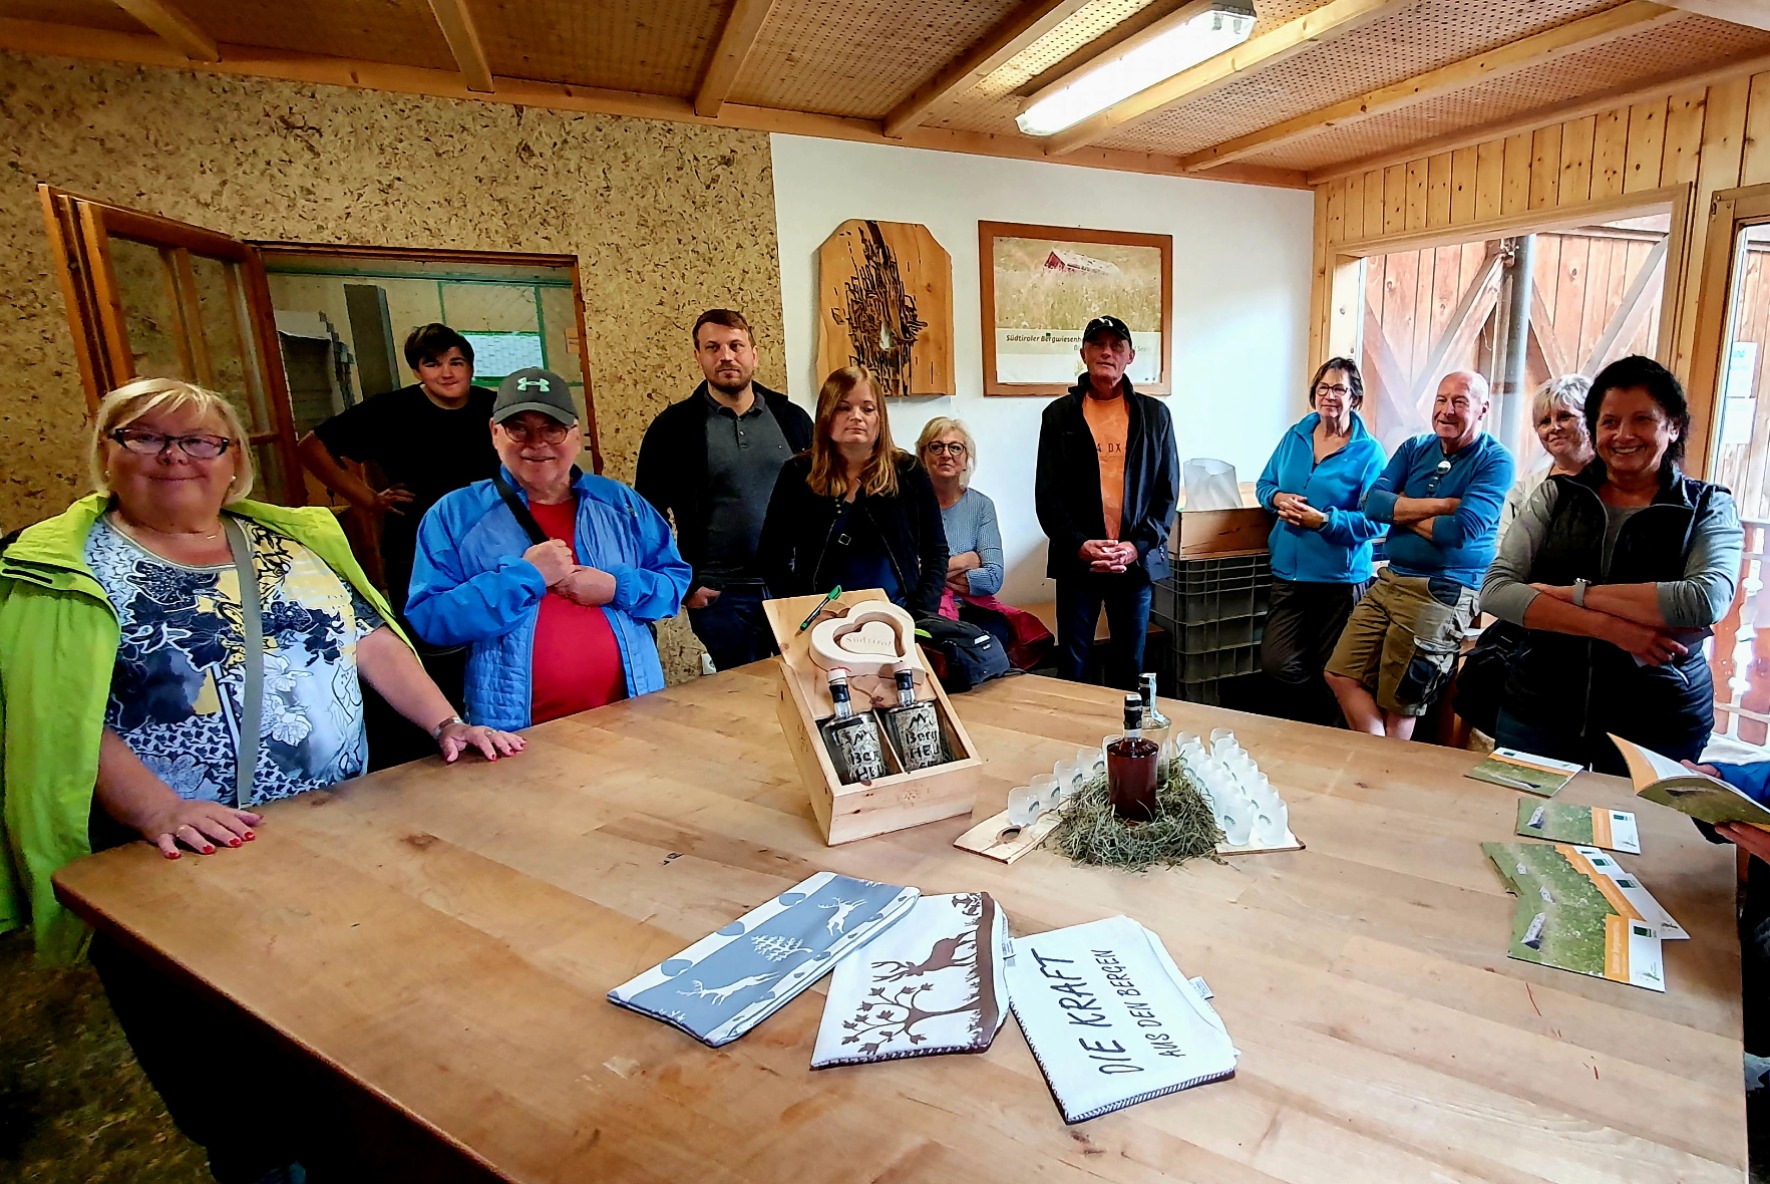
[110,428,232,459]
[501,420,572,445]
[926,441,968,456]
[1314,383,1351,397]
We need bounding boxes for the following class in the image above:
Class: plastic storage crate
[1152,554,1271,625]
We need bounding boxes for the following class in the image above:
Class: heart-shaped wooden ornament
[808,601,923,678]
[838,620,900,657]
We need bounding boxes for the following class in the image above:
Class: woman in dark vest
[1481,356,1742,773]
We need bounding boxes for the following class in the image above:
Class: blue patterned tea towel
[608,872,919,1047]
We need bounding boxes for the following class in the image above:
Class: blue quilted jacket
[407,467,690,730]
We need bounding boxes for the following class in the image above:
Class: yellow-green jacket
[0,495,404,962]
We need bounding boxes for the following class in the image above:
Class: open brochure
[1465,748,1581,796]
[1609,734,1770,828]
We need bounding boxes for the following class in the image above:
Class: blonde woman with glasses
[0,377,523,1181]
[916,417,1004,597]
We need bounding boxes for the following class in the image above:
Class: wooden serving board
[952,807,1063,863]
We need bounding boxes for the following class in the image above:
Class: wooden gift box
[763,589,984,845]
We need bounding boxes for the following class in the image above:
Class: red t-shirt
[527,497,625,723]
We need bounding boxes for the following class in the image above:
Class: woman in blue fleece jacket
[1254,357,1387,724]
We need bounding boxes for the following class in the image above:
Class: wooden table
[54,671,1748,1182]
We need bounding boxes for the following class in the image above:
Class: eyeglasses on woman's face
[1314,383,1351,398]
[925,440,968,456]
[110,428,232,459]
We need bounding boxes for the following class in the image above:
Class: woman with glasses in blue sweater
[1254,358,1388,724]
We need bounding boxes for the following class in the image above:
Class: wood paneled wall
[1308,70,1770,478]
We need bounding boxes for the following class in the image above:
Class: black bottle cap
[894,666,915,692]
[1123,693,1143,730]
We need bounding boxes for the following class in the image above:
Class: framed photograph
[979,221,1173,396]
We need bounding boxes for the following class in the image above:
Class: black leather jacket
[756,452,948,616]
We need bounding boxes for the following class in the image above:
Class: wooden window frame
[1686,183,1770,477]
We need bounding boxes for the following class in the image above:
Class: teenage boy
[298,322,499,613]
[635,309,812,670]
[1034,315,1179,690]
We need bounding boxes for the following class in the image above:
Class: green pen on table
[797,585,843,633]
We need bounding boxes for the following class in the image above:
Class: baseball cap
[1082,315,1133,344]
[493,368,578,425]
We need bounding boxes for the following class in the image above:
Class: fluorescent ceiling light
[1016,0,1257,137]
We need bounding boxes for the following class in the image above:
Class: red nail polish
[229,838,241,847]
[203,845,215,854]
[166,850,180,860]
[243,832,255,841]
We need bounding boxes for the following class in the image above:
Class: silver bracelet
[429,713,466,740]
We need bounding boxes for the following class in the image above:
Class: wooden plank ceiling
[3,0,1769,188]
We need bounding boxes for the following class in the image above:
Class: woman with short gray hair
[1498,373,1593,541]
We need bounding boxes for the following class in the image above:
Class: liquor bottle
[1139,672,1173,776]
[880,662,947,772]
[1107,693,1160,822]
[821,667,886,784]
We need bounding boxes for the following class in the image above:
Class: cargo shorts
[1324,567,1478,717]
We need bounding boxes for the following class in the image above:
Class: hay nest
[1049,764,1224,872]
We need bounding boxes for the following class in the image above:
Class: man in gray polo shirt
[636,309,814,670]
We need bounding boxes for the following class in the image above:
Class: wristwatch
[429,713,466,740]
[1572,578,1589,608]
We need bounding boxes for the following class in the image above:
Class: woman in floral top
[0,377,525,1183]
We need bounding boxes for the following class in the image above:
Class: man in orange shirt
[1034,316,1179,689]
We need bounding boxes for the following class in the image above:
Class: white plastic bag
[1183,458,1240,510]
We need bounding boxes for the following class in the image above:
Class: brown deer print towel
[812,892,1009,1067]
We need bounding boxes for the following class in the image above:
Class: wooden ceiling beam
[1662,1,1770,34]
[110,0,217,62]
[883,0,1092,138]
[1181,0,1682,173]
[1307,46,1770,183]
[695,0,781,118]
[425,0,493,94]
[0,18,1311,189]
[1043,0,1407,156]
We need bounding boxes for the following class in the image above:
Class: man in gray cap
[407,368,691,729]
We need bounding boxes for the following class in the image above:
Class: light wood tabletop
[54,670,1747,1183]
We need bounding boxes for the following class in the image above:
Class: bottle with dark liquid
[820,667,886,784]
[880,662,947,771]
[1107,692,1160,822]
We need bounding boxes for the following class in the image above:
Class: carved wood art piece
[817,220,954,398]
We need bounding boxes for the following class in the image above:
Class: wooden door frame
[1686,182,1770,478]
[253,241,604,474]
[38,186,305,502]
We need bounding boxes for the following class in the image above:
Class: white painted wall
[769,134,1315,604]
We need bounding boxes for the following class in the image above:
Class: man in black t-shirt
[297,322,499,615]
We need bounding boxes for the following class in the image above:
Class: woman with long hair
[756,367,947,615]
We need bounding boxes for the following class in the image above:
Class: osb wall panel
[0,52,786,682]
[1307,68,1770,482]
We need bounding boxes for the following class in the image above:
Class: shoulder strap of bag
[493,469,549,546]
[222,516,263,809]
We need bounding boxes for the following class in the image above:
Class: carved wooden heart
[838,620,901,658]
[807,600,923,678]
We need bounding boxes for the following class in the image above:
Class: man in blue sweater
[1325,371,1514,738]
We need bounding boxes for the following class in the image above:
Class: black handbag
[1453,620,1523,736]
[914,615,1012,693]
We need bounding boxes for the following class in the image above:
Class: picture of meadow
[981,222,1172,394]
[991,236,1164,333]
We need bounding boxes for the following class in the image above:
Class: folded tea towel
[1006,915,1237,1123]
[812,891,1009,1067]
[608,872,918,1047]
